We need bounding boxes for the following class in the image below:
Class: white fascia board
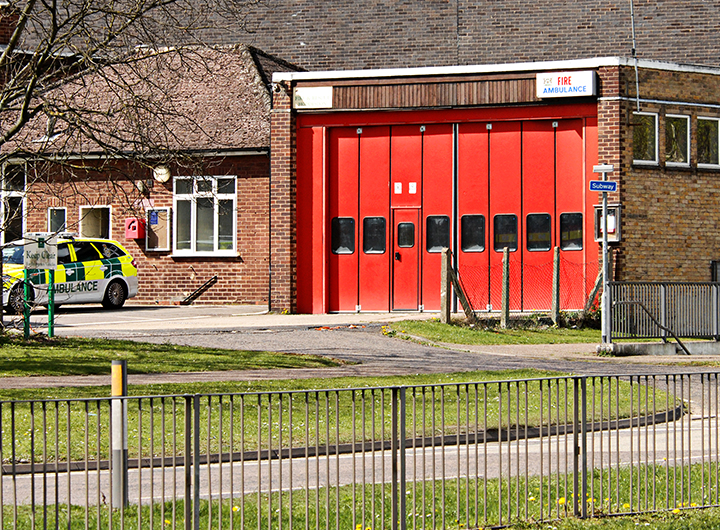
[273,56,720,83]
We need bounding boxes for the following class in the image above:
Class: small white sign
[23,232,58,270]
[409,182,417,194]
[536,71,596,98]
[293,86,333,109]
[394,182,402,194]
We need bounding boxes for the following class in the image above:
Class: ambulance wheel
[6,282,33,315]
[102,280,127,309]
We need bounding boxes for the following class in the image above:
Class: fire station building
[269,57,720,314]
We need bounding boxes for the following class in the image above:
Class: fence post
[440,248,451,324]
[193,395,201,530]
[501,247,510,329]
[391,387,407,530]
[552,247,560,325]
[572,376,588,518]
[184,395,193,530]
[713,283,719,341]
[111,360,128,509]
[660,283,667,342]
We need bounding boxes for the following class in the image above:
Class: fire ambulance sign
[536,71,596,98]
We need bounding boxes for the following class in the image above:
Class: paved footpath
[2,304,719,389]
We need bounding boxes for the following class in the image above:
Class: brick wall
[25,155,270,306]
[613,65,720,282]
[200,0,720,71]
[269,81,296,312]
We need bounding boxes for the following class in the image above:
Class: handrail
[613,300,691,355]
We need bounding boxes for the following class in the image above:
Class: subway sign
[536,70,596,98]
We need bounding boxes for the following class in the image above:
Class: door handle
[395,252,401,261]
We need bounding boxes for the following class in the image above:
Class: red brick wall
[25,155,270,305]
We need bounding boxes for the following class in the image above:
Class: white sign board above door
[536,71,597,98]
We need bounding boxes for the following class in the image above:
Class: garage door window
[363,217,386,254]
[494,214,518,252]
[174,176,236,256]
[331,217,355,254]
[461,215,485,252]
[560,213,583,250]
[526,213,551,251]
[426,215,450,252]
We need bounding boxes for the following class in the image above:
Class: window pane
[98,242,123,259]
[331,217,355,254]
[363,217,386,254]
[493,214,517,252]
[633,113,657,162]
[49,209,66,233]
[57,243,71,265]
[698,119,719,165]
[218,199,234,250]
[526,213,551,251]
[197,178,212,193]
[665,115,688,164]
[397,222,414,248]
[73,242,101,262]
[196,197,214,252]
[4,165,25,192]
[176,199,191,250]
[426,215,450,252]
[218,178,235,194]
[175,178,192,194]
[560,213,583,250]
[4,197,23,242]
[461,215,485,252]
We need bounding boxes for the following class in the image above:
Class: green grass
[0,334,342,377]
[389,318,602,345]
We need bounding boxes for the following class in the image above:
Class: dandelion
[672,509,681,514]
[691,503,697,507]
[557,497,566,505]
[232,506,239,512]
[528,496,536,501]
[623,503,630,509]
[165,520,171,526]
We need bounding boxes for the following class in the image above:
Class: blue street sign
[589,180,617,192]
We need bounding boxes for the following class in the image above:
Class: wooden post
[551,246,560,325]
[440,248,451,324]
[501,247,510,329]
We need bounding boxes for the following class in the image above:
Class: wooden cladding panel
[333,78,537,109]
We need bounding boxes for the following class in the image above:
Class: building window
[1,163,26,244]
[460,214,485,252]
[665,114,690,166]
[633,112,658,164]
[79,206,110,239]
[526,213,551,252]
[362,217,386,254]
[494,214,518,252]
[397,222,415,248]
[698,117,720,167]
[560,213,583,250]
[331,217,355,254]
[426,215,450,252]
[48,207,67,233]
[173,176,237,255]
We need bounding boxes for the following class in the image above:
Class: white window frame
[172,175,237,257]
[698,116,720,168]
[47,207,67,233]
[0,162,27,245]
[633,111,659,165]
[79,205,112,239]
[665,114,690,167]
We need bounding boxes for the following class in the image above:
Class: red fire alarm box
[125,217,146,239]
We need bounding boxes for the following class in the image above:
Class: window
[426,215,450,252]
[633,112,658,164]
[461,214,485,252]
[493,214,517,252]
[79,206,110,239]
[560,213,583,250]
[698,117,720,167]
[173,176,237,255]
[331,217,355,254]
[48,207,67,233]
[665,114,689,166]
[73,241,102,262]
[57,243,71,265]
[1,163,26,244]
[362,217,386,254]
[526,213,551,251]
[397,223,415,248]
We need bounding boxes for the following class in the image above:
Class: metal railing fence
[1,372,719,529]
[610,281,720,341]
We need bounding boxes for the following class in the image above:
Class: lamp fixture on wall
[153,165,171,183]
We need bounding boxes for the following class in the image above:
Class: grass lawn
[389,318,602,345]
[0,333,342,377]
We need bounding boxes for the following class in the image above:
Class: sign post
[23,233,58,338]
[592,165,615,345]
